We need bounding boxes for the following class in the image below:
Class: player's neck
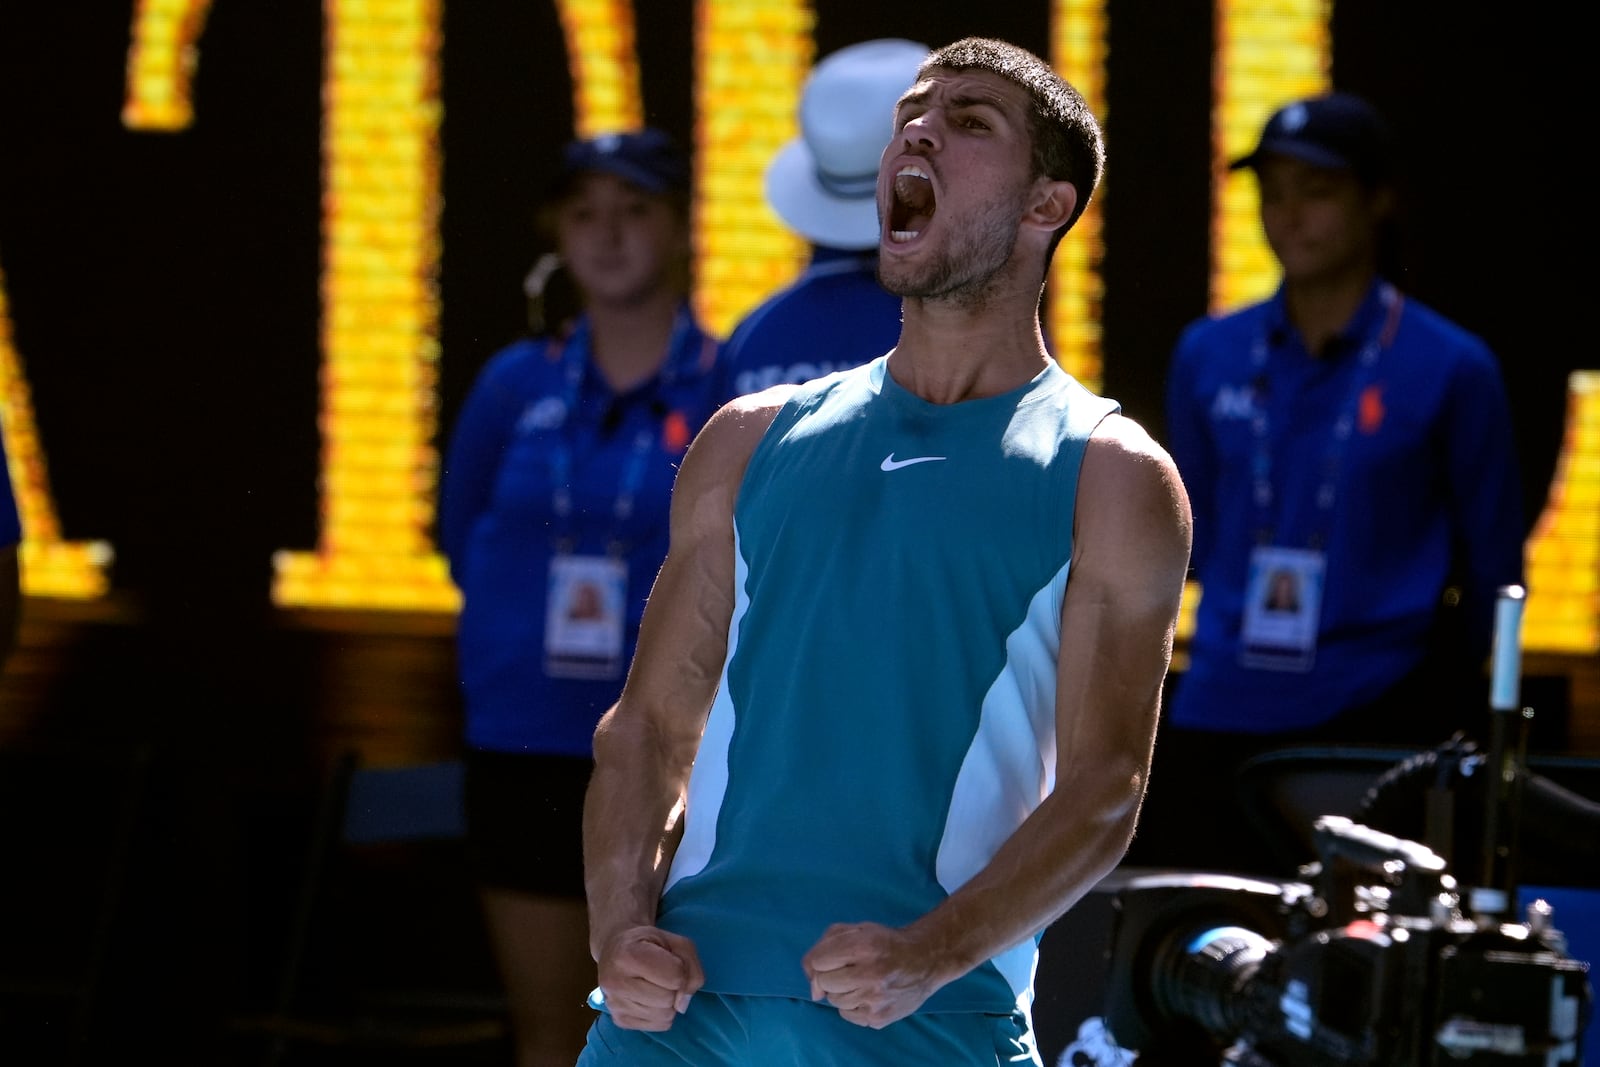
[890,299,1053,405]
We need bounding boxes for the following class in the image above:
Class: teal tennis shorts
[576,990,1041,1066]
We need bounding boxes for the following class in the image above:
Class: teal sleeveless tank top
[658,355,1119,1013]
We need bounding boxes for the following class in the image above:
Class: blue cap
[552,128,690,198]
[1229,92,1393,184]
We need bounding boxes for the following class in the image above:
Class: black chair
[1234,743,1420,874]
[228,751,510,1065]
[1237,741,1600,886]
[0,740,152,1066]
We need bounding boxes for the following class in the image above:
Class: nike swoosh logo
[880,453,947,472]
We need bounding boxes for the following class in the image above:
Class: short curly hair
[919,37,1105,257]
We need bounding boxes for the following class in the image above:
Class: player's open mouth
[889,165,934,243]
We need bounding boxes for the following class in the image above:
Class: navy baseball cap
[1229,92,1393,184]
[551,128,690,198]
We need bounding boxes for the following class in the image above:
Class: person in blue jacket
[715,37,928,404]
[437,127,721,1067]
[1134,92,1526,876]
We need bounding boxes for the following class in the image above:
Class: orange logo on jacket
[1358,384,1385,434]
[663,411,691,452]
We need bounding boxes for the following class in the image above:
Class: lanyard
[1249,284,1403,547]
[546,310,698,549]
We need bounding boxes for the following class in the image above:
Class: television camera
[1102,588,1594,1065]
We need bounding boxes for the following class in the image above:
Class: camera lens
[1157,924,1274,1040]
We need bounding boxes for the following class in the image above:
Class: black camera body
[1103,816,1592,1066]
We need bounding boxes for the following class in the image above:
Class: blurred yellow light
[271,0,454,611]
[693,1,812,337]
[1213,0,1330,312]
[1049,0,1109,392]
[122,0,212,131]
[1523,372,1600,652]
[555,0,644,137]
[0,260,113,599]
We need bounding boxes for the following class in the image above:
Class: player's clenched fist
[802,921,941,1030]
[596,926,705,1031]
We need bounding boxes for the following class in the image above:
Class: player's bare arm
[584,387,794,1030]
[803,411,1193,1028]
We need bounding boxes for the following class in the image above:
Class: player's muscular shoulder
[696,386,796,468]
[1079,414,1192,560]
[1085,414,1184,500]
[674,384,800,515]
[719,383,798,433]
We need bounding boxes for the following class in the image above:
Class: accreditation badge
[544,553,627,680]
[1239,545,1324,673]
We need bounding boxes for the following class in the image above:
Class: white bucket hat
[765,38,930,251]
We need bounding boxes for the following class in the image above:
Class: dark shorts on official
[463,749,591,897]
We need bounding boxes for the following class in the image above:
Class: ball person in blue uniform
[438,128,722,1067]
[1140,92,1525,875]
[579,38,1193,1067]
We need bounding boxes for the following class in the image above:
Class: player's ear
[1026,177,1077,234]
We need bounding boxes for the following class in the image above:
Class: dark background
[0,1,1582,619]
[0,3,1590,1063]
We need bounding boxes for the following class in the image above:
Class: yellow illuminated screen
[0,2,1594,655]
